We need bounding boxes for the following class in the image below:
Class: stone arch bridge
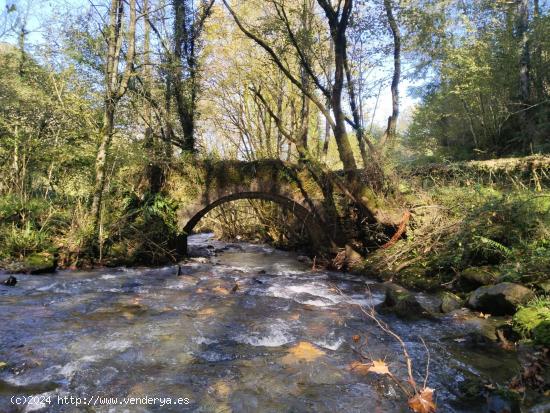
[173,159,356,255]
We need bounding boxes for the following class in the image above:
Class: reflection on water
[0,233,519,412]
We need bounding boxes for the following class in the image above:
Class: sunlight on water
[0,233,521,413]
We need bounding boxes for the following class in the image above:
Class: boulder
[439,292,463,313]
[379,282,434,319]
[536,280,550,294]
[2,276,17,286]
[344,245,363,269]
[6,253,57,275]
[468,282,534,315]
[460,266,497,288]
[296,255,313,265]
[25,253,57,274]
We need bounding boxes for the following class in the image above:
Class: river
[0,233,521,412]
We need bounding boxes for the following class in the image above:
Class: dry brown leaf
[348,360,371,375]
[368,359,391,375]
[352,335,361,343]
[213,286,230,295]
[198,308,216,317]
[408,387,436,413]
[281,341,325,364]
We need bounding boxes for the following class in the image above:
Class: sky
[1,0,420,129]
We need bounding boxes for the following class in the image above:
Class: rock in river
[2,276,17,286]
[468,282,534,315]
[379,282,434,319]
[439,291,463,313]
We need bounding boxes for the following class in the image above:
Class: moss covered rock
[439,291,464,313]
[513,305,550,346]
[460,266,498,288]
[6,252,57,274]
[468,282,534,315]
[379,282,435,319]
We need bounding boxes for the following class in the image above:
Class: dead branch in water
[334,285,436,412]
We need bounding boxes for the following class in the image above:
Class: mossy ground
[513,297,550,346]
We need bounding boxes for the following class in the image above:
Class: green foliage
[0,222,50,259]
[422,186,550,285]
[105,193,180,265]
[513,296,550,346]
[405,2,550,160]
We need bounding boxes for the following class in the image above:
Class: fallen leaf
[408,387,436,413]
[0,361,7,369]
[210,380,232,398]
[348,360,371,375]
[352,335,361,343]
[213,286,230,295]
[478,312,490,319]
[288,313,300,321]
[122,311,135,320]
[281,341,325,364]
[198,307,216,317]
[368,359,391,375]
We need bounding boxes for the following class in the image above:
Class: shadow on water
[0,233,521,412]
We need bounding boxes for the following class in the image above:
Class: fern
[472,235,512,257]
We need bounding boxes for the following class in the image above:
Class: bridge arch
[182,191,330,253]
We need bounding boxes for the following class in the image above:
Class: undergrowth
[364,183,550,292]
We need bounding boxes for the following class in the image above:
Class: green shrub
[105,193,180,265]
[513,296,550,346]
[0,223,51,259]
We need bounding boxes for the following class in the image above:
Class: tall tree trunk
[331,28,357,171]
[173,0,194,152]
[90,102,115,226]
[517,0,531,104]
[379,0,401,154]
[515,0,532,152]
[142,0,163,194]
[533,0,544,101]
[90,0,136,248]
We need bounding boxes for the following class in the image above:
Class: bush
[0,222,51,259]
[105,193,181,265]
[513,297,550,346]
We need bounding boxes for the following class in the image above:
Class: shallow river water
[1,234,522,412]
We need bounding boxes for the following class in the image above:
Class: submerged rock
[486,392,521,413]
[297,255,312,264]
[439,291,463,313]
[468,282,534,315]
[2,275,17,286]
[379,282,434,319]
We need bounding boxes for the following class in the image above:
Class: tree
[90,0,137,245]
[171,0,215,153]
[222,0,360,171]
[379,0,401,154]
